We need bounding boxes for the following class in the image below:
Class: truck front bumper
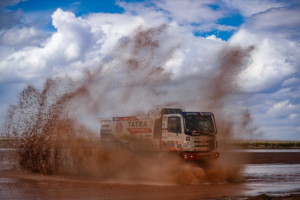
[183,152,219,161]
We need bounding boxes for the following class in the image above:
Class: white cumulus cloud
[230,5,300,92]
[221,0,286,17]
[267,100,297,117]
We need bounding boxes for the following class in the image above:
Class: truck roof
[161,108,183,114]
[181,112,214,117]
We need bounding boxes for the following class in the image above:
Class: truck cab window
[168,116,182,133]
[184,116,215,135]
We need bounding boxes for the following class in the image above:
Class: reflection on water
[0,148,15,151]
[234,149,300,153]
[244,164,300,195]
[245,149,300,153]
[1,148,300,199]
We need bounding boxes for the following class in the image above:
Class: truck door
[161,115,184,151]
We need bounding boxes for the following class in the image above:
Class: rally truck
[99,108,219,161]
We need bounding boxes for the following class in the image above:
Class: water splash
[3,25,259,184]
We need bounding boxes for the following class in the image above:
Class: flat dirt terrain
[236,151,300,164]
[1,148,300,200]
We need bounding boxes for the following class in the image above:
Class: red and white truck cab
[100,108,219,161]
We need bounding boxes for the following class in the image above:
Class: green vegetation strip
[0,137,18,148]
[235,140,300,149]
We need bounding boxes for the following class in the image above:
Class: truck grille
[194,140,214,150]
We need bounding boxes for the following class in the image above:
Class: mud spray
[3,25,259,185]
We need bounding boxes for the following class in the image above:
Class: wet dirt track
[1,149,300,200]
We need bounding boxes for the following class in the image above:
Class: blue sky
[8,0,244,39]
[9,0,125,15]
[0,0,300,140]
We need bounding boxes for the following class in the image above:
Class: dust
[201,46,258,184]
[2,25,258,185]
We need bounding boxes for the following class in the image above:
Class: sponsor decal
[126,120,151,135]
[101,124,110,128]
[127,128,152,135]
[128,121,147,128]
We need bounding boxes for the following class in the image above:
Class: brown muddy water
[1,148,300,200]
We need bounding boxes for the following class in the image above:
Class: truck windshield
[184,116,215,135]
